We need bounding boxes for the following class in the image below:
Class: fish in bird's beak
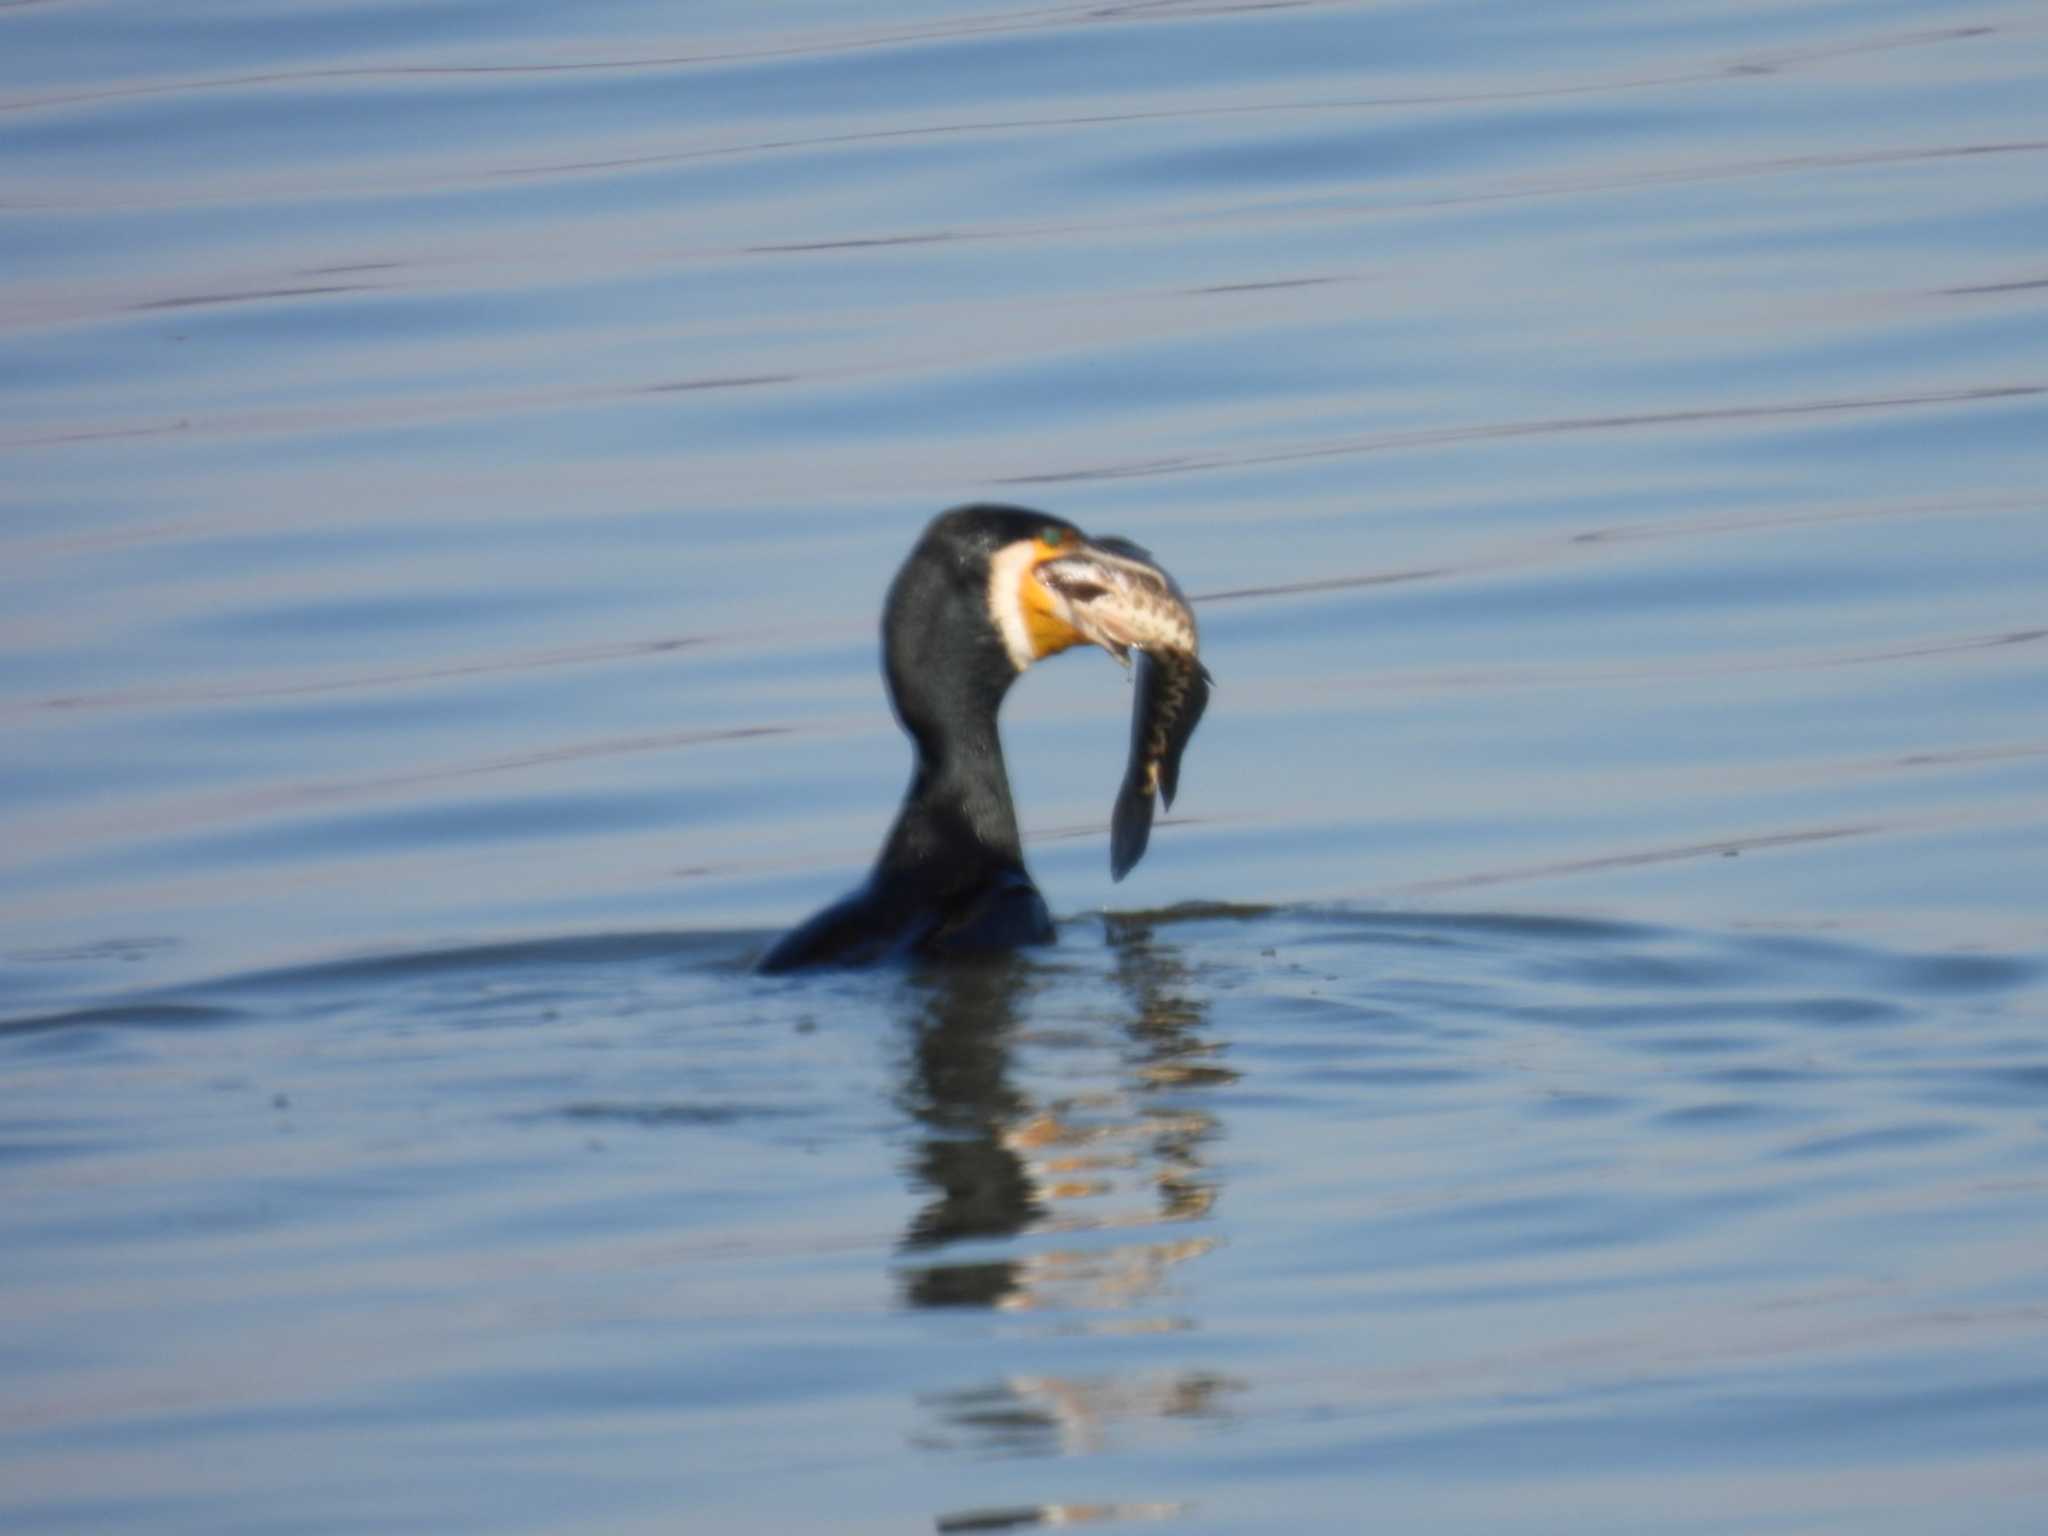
[1030,533,1212,881]
[1028,534,1199,665]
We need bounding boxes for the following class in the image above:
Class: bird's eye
[1041,528,1064,549]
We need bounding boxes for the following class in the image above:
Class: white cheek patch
[985,541,1041,672]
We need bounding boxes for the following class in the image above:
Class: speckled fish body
[1109,645,1211,880]
[1036,536,1209,879]
[1039,536,1199,662]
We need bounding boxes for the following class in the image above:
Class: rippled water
[5,1,2047,1531]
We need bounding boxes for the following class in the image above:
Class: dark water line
[1001,382,2047,486]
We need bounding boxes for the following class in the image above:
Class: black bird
[758,503,1204,973]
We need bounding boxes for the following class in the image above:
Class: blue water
[4,2,2047,1531]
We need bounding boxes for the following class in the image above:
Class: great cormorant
[758,503,1204,972]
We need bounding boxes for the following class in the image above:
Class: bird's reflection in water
[898,913,1244,1461]
[896,954,1044,1308]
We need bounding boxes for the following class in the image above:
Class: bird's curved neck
[882,676,1025,877]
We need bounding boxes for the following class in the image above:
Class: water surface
[4,1,2047,1530]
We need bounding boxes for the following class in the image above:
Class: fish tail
[1109,763,1153,882]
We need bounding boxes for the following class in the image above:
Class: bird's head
[881,503,1198,740]
[899,502,1196,666]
